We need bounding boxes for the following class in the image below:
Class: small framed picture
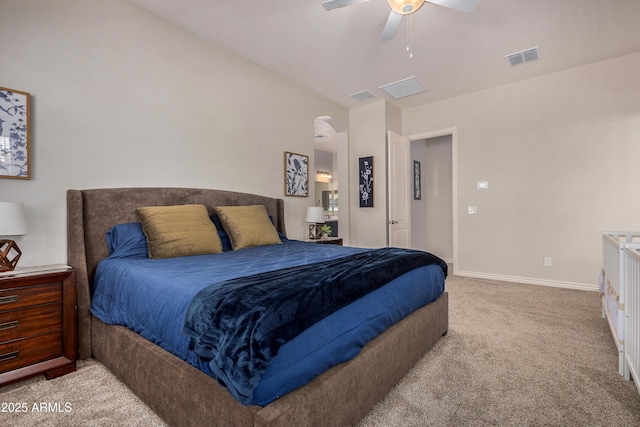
[359,156,374,208]
[284,151,309,197]
[0,86,31,179]
[414,160,421,200]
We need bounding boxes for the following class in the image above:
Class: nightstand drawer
[0,303,62,343]
[0,331,62,374]
[0,283,62,311]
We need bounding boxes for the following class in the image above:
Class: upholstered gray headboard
[67,187,286,359]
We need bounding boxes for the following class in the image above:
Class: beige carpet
[1,275,638,426]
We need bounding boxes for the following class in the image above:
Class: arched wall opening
[314,116,349,244]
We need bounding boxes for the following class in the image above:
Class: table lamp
[305,207,325,240]
[0,202,27,272]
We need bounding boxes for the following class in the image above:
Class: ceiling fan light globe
[388,0,425,15]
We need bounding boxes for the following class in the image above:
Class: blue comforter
[90,239,446,405]
[184,247,447,405]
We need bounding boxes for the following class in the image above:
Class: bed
[67,187,448,426]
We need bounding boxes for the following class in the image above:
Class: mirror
[322,190,338,214]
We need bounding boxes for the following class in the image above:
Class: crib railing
[601,232,640,375]
[624,246,640,395]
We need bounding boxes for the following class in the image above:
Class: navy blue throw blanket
[183,247,447,405]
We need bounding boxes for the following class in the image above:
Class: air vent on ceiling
[349,90,376,102]
[379,76,427,99]
[506,47,540,67]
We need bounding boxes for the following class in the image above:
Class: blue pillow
[210,214,233,252]
[105,222,149,259]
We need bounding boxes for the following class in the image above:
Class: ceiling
[127,0,640,109]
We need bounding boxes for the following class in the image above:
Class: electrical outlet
[543,257,552,267]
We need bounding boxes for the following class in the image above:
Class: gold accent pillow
[136,204,222,259]
[214,205,282,250]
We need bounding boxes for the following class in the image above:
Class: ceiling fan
[322,0,480,41]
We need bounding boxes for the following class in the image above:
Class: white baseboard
[454,270,599,292]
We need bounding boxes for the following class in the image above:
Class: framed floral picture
[284,151,309,197]
[359,156,374,207]
[0,86,31,179]
[414,160,421,200]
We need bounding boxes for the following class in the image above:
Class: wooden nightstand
[0,267,77,386]
[307,237,343,246]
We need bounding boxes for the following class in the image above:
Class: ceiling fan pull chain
[407,14,413,58]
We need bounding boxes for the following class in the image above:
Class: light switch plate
[477,181,488,189]
[468,206,478,214]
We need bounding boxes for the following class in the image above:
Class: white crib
[623,246,640,395]
[601,232,640,377]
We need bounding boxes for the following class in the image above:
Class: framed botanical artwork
[284,151,309,197]
[414,160,421,200]
[359,156,374,208]
[0,86,31,179]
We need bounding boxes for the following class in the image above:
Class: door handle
[388,220,399,224]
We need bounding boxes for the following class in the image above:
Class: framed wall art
[0,86,31,180]
[284,151,309,197]
[359,156,374,208]
[414,160,421,200]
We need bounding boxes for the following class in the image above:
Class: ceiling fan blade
[322,0,371,11]
[380,10,403,41]
[426,0,480,13]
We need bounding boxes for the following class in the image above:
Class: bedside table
[307,237,343,246]
[0,268,77,386]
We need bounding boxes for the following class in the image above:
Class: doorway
[314,116,349,244]
[409,129,456,267]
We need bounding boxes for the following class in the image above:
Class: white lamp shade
[305,207,325,224]
[0,202,27,236]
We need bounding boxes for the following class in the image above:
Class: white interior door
[387,130,411,248]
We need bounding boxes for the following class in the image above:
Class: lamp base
[308,224,322,240]
[0,239,22,272]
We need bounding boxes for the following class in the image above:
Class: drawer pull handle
[0,320,18,330]
[0,351,18,362]
[0,295,18,305]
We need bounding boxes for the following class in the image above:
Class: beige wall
[0,0,348,266]
[403,52,640,289]
[349,100,387,248]
[348,100,402,248]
